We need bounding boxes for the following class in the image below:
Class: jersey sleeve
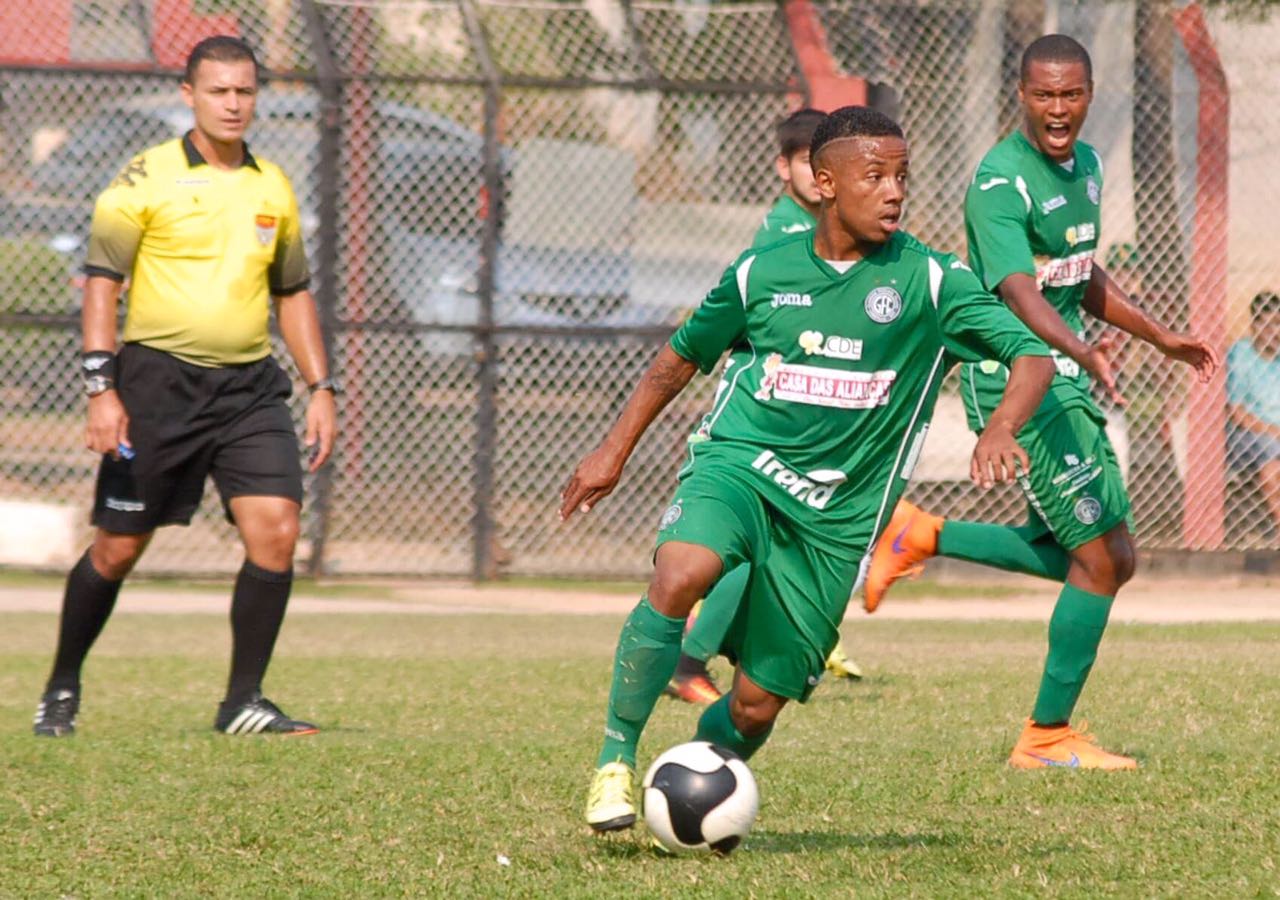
[668,255,750,374]
[964,169,1035,292]
[84,154,150,281]
[268,174,311,295]
[936,255,1050,366]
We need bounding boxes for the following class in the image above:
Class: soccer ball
[641,741,759,854]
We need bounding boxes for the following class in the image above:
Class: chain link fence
[0,0,1276,578]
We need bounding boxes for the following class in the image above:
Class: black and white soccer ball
[641,741,759,854]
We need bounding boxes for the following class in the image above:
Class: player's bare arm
[1083,264,1219,383]
[275,289,336,472]
[559,345,697,521]
[82,275,129,459]
[970,354,1056,489]
[997,271,1125,405]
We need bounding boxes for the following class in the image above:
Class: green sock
[693,693,773,761]
[596,595,686,769]
[938,521,1070,581]
[1031,583,1115,725]
[682,564,749,662]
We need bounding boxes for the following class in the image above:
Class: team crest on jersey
[659,502,683,529]
[254,214,278,246]
[1074,496,1102,525]
[864,286,902,324]
[1086,177,1100,205]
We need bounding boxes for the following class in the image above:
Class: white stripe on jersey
[857,346,948,592]
[1014,175,1032,213]
[735,255,755,309]
[927,257,943,309]
[701,254,759,440]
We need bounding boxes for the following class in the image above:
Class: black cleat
[34,688,80,737]
[214,693,319,736]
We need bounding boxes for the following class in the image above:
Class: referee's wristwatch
[83,374,114,397]
[81,350,117,397]
[307,377,342,395]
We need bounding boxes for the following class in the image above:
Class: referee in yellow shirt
[34,36,337,737]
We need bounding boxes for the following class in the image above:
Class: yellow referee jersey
[85,132,311,367]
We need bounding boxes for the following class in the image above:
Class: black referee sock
[47,550,124,693]
[225,560,293,708]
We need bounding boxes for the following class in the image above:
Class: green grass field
[2,610,1278,897]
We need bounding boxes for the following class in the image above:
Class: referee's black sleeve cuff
[83,265,125,282]
[270,278,311,297]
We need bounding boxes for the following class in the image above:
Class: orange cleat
[663,674,722,705]
[863,500,942,612]
[1008,719,1138,770]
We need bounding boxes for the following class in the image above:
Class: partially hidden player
[563,106,1058,833]
[863,35,1219,769]
[33,36,337,738]
[668,108,863,706]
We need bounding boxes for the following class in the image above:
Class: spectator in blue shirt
[1226,290,1280,530]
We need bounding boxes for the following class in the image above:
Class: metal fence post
[458,0,504,581]
[299,0,342,577]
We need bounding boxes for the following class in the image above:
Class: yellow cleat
[1008,719,1138,770]
[824,640,863,680]
[585,761,637,832]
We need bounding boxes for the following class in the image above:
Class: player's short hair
[1021,34,1092,83]
[184,35,259,84]
[1251,290,1280,318]
[777,109,826,159]
[809,106,905,164]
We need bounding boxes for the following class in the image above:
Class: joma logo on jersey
[798,330,863,361]
[1065,223,1096,246]
[751,450,844,510]
[1041,195,1068,214]
[1035,251,1093,289]
[771,292,812,308]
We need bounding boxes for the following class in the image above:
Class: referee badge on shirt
[255,214,278,246]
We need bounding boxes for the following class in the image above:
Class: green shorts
[655,466,860,702]
[1015,407,1133,551]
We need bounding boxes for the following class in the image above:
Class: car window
[47,112,174,170]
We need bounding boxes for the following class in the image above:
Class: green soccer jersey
[960,129,1105,431]
[751,195,817,248]
[669,230,1051,561]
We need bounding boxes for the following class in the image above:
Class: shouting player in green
[562,106,1057,833]
[864,35,1219,769]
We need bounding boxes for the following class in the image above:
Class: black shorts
[92,343,303,534]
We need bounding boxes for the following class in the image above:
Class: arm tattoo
[643,354,693,402]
